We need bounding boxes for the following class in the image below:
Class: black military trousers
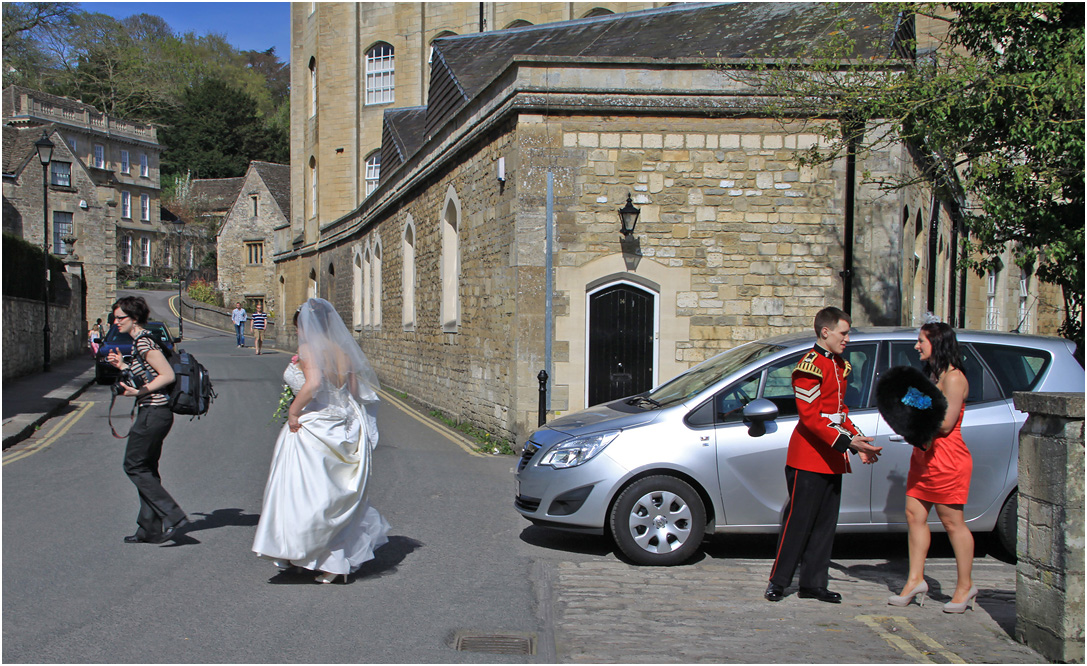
[123,404,185,538]
[768,465,842,589]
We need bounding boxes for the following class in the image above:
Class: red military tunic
[786,345,860,475]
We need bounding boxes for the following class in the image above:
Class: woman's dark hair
[920,322,964,380]
[111,296,150,325]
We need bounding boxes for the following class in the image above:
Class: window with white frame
[164,243,171,268]
[122,235,133,264]
[362,245,372,327]
[93,144,104,168]
[370,239,382,328]
[309,157,317,218]
[365,43,395,105]
[50,162,71,187]
[67,136,77,153]
[1019,268,1030,332]
[140,153,148,177]
[440,191,460,332]
[365,152,380,196]
[121,191,132,219]
[309,57,317,118]
[140,237,151,266]
[353,251,363,327]
[402,217,415,329]
[53,212,73,255]
[140,193,150,221]
[120,150,130,173]
[188,244,194,269]
[986,270,999,330]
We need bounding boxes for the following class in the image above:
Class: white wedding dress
[252,362,391,575]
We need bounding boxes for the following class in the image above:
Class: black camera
[111,357,144,396]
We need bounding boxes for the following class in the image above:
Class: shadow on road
[264,535,424,585]
[519,525,614,558]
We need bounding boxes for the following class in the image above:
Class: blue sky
[79,2,292,61]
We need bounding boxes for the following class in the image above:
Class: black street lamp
[35,130,54,372]
[618,194,641,237]
[172,218,185,340]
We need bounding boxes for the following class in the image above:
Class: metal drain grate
[453,631,536,655]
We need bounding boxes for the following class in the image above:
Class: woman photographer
[108,296,188,544]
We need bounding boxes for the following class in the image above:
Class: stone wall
[3,272,85,380]
[1013,391,1085,664]
[216,170,283,314]
[178,295,279,347]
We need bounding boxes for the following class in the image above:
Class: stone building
[216,161,290,315]
[278,3,1066,443]
[2,86,165,323]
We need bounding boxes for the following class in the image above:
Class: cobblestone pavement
[544,547,1043,663]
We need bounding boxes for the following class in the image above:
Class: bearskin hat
[875,365,947,448]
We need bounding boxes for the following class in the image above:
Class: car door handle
[888,435,905,441]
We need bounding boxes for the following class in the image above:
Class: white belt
[822,412,845,424]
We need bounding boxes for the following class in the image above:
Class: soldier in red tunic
[765,307,882,603]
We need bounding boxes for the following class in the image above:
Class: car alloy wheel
[609,475,706,566]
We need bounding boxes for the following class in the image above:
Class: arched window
[308,57,317,118]
[362,245,372,327]
[365,42,395,105]
[353,249,364,328]
[308,269,317,300]
[308,156,317,219]
[581,7,614,18]
[440,188,460,332]
[365,152,381,196]
[429,31,457,64]
[504,19,533,29]
[402,216,416,330]
[371,238,382,328]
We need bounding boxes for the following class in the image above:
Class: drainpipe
[479,2,486,32]
[947,210,960,326]
[956,216,968,327]
[543,170,554,414]
[840,131,858,316]
[926,192,939,315]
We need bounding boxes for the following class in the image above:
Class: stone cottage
[216,161,290,315]
[277,3,1065,443]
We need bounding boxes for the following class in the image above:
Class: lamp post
[35,130,54,372]
[618,193,641,236]
[172,218,185,340]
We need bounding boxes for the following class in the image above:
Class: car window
[842,344,878,410]
[715,373,761,423]
[760,353,804,419]
[147,324,171,348]
[971,342,1051,394]
[649,342,784,407]
[888,342,1000,403]
[104,326,131,344]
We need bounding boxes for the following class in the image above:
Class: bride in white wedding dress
[252,298,390,583]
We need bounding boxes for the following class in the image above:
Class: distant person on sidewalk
[88,317,105,355]
[231,302,248,348]
[765,306,881,604]
[250,303,268,355]
[107,296,189,544]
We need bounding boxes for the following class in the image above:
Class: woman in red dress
[888,322,977,613]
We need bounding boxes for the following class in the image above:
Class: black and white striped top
[251,312,268,330]
[132,334,169,407]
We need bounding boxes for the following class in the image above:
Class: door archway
[587,281,657,406]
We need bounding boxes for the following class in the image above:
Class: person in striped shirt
[250,302,269,355]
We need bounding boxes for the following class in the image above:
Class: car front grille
[515,495,541,512]
[517,440,540,472]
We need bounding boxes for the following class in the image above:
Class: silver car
[515,328,1084,565]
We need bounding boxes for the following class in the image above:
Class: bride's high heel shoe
[273,559,294,571]
[887,580,928,607]
[315,571,346,584]
[942,586,978,613]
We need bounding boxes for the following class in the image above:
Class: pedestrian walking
[252,298,390,583]
[887,322,976,612]
[765,306,882,603]
[107,296,189,544]
[231,302,248,348]
[250,303,268,355]
[88,317,105,356]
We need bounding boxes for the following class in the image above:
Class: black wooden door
[588,283,654,406]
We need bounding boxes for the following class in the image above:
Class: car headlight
[540,430,621,469]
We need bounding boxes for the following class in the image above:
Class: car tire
[994,492,1017,560]
[609,475,706,566]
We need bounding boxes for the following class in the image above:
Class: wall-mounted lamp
[497,156,506,184]
[618,194,640,237]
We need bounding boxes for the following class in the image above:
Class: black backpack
[135,332,216,418]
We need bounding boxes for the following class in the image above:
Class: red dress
[906,406,971,504]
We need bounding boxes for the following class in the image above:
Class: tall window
[251,195,259,217]
[362,246,372,327]
[370,239,382,328]
[140,193,150,221]
[309,157,317,218]
[140,153,148,177]
[121,191,132,219]
[402,217,416,329]
[164,243,171,268]
[53,212,73,255]
[365,43,395,105]
[1019,268,1030,332]
[986,270,999,330]
[353,250,363,328]
[67,136,77,153]
[309,57,317,118]
[93,144,104,168]
[122,235,132,264]
[120,150,130,174]
[365,152,381,196]
[441,191,460,332]
[188,244,194,269]
[50,162,71,187]
[246,241,264,265]
[140,237,151,266]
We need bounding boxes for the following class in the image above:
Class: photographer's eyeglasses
[114,314,131,322]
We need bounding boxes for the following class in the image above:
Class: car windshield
[647,342,785,407]
[104,326,131,344]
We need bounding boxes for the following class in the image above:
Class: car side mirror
[174,336,182,344]
[742,398,779,437]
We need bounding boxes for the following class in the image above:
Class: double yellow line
[378,389,486,458]
[857,615,966,663]
[3,400,95,466]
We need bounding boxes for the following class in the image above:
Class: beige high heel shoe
[315,571,346,584]
[887,580,928,607]
[942,586,978,613]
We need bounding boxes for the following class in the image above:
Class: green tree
[719,3,1084,352]
[2,2,78,89]
[159,77,272,179]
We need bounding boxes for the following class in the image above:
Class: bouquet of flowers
[271,355,300,424]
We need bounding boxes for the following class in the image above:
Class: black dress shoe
[152,517,189,544]
[764,583,785,602]
[124,533,157,544]
[798,587,842,603]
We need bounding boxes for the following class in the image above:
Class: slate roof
[426,2,895,136]
[380,107,427,183]
[250,161,291,217]
[2,123,60,177]
[190,177,245,213]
